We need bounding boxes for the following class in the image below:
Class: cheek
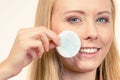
[100,28,114,58]
[51,26,61,34]
[98,25,113,46]
[51,18,64,34]
[96,28,113,63]
[51,15,73,34]
[51,13,67,34]
[59,57,77,70]
[101,30,113,47]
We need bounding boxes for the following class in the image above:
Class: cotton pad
[56,30,81,58]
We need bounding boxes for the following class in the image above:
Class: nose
[81,22,98,41]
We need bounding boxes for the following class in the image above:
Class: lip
[77,47,101,58]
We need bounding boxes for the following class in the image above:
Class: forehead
[53,0,112,13]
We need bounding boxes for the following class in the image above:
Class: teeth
[80,48,98,54]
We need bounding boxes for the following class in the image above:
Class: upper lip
[80,47,100,48]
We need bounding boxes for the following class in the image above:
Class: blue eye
[68,17,81,23]
[96,17,109,23]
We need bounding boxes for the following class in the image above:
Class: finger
[21,30,50,52]
[21,39,45,57]
[23,47,43,66]
[49,42,57,49]
[19,29,43,39]
[18,27,49,38]
[44,30,60,46]
[40,32,49,52]
[18,27,44,35]
[19,27,60,47]
[24,49,37,66]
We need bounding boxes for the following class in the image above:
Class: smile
[79,47,100,54]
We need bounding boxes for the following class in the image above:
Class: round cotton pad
[56,30,81,58]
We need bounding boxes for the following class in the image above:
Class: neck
[61,67,96,80]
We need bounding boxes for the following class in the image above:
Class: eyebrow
[64,10,85,15]
[64,10,111,15]
[97,11,111,15]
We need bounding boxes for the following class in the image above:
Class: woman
[0,0,120,80]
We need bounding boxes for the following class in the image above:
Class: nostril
[86,36,91,40]
[84,35,98,40]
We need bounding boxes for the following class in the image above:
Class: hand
[1,26,60,79]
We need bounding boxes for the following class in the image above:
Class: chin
[75,60,100,72]
[59,55,101,73]
[63,60,100,73]
[77,65,97,73]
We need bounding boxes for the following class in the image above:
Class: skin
[0,27,60,80]
[0,0,113,80]
[51,0,113,80]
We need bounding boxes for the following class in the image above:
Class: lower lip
[77,50,100,58]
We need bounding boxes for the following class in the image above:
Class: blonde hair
[29,0,120,80]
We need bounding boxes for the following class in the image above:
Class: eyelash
[67,16,110,24]
[96,17,110,24]
[67,17,81,24]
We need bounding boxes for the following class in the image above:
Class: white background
[0,0,120,80]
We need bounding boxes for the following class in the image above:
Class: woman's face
[51,0,113,72]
